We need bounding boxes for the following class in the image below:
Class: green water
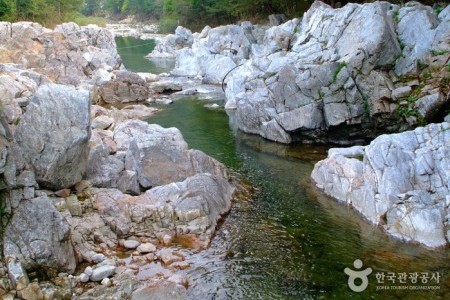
[117,45,450,299]
[115,36,175,74]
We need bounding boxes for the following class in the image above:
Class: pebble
[92,253,106,263]
[123,240,141,249]
[84,266,93,277]
[90,265,116,282]
[79,273,89,283]
[137,243,156,254]
[101,278,112,287]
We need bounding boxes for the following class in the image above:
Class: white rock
[79,273,89,283]
[137,243,156,254]
[101,277,112,287]
[90,265,116,282]
[123,240,141,249]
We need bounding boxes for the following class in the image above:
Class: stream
[116,36,450,300]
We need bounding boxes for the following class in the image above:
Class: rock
[1,22,121,86]
[20,282,44,300]
[14,84,90,190]
[84,266,93,277]
[94,173,235,248]
[123,240,141,249]
[95,71,149,104]
[3,196,77,273]
[87,120,230,193]
[137,243,156,254]
[312,122,450,248]
[170,24,253,83]
[155,98,174,105]
[149,81,182,94]
[159,249,183,266]
[204,103,220,109]
[415,92,447,121]
[92,253,106,263]
[54,189,71,198]
[101,278,112,287]
[147,26,193,58]
[6,256,29,290]
[170,2,448,143]
[131,281,188,300]
[394,3,440,75]
[65,195,82,217]
[268,14,287,26]
[79,273,89,283]
[392,86,412,99]
[92,116,114,130]
[90,265,116,282]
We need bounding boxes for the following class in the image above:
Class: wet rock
[90,265,116,282]
[4,196,77,273]
[155,98,174,105]
[312,122,450,248]
[14,84,90,190]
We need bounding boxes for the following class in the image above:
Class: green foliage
[431,49,450,56]
[434,4,443,15]
[71,12,107,26]
[422,71,431,79]
[0,0,84,27]
[332,62,347,83]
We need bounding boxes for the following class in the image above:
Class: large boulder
[311,122,450,248]
[94,71,149,104]
[0,22,121,86]
[170,24,255,83]
[94,173,234,248]
[147,26,194,58]
[3,196,77,274]
[14,84,90,190]
[159,1,449,144]
[86,120,229,194]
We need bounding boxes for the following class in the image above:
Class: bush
[70,13,107,27]
[159,15,178,33]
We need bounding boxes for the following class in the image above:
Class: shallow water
[118,41,450,299]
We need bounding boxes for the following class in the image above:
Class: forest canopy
[0,0,447,30]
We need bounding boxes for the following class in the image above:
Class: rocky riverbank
[145,1,449,249]
[150,1,449,145]
[0,21,243,299]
